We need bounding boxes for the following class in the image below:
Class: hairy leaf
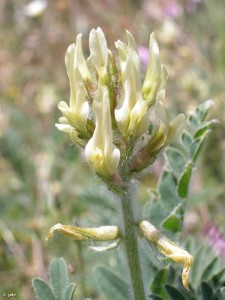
[150,269,169,300]
[65,283,76,300]
[32,279,56,300]
[177,162,192,198]
[94,266,130,300]
[165,148,186,177]
[165,284,186,300]
[50,257,70,300]
[181,131,192,151]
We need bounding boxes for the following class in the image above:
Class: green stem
[76,242,87,297]
[120,189,146,300]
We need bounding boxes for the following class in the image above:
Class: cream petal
[89,27,108,70]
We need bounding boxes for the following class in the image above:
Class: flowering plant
[33,28,219,300]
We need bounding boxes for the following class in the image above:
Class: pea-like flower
[142,33,162,107]
[153,66,185,146]
[89,27,108,73]
[56,36,90,136]
[85,85,120,178]
[115,31,148,139]
[130,67,185,172]
[46,223,120,241]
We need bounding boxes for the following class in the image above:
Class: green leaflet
[189,135,207,163]
[32,258,76,300]
[190,246,208,289]
[220,288,225,300]
[144,170,183,232]
[181,130,192,151]
[165,148,186,178]
[150,296,164,300]
[195,100,214,122]
[65,284,76,300]
[144,100,215,233]
[150,269,169,300]
[188,113,199,130]
[94,266,130,300]
[201,282,219,300]
[177,161,192,198]
[193,120,218,139]
[201,257,222,282]
[50,258,70,300]
[161,204,183,232]
[158,171,180,212]
[181,241,225,299]
[32,279,56,300]
[165,284,186,300]
[78,188,116,212]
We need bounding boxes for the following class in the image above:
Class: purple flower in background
[138,46,149,70]
[163,0,182,18]
[203,223,225,260]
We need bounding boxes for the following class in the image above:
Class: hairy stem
[76,242,87,297]
[120,189,146,300]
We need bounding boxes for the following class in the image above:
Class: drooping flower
[140,220,193,289]
[46,223,120,241]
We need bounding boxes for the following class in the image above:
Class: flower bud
[130,123,166,172]
[142,33,162,107]
[74,34,92,82]
[115,30,140,75]
[130,65,184,172]
[115,32,148,139]
[65,43,76,107]
[115,55,148,139]
[63,42,90,135]
[89,27,109,85]
[89,27,108,71]
[85,85,120,177]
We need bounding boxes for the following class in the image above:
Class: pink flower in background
[143,0,182,19]
[203,223,225,260]
[138,46,149,70]
[163,0,182,18]
[142,0,203,24]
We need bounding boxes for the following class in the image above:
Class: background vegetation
[0,0,225,299]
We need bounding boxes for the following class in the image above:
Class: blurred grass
[0,0,225,299]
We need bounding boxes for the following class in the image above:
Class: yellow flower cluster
[56,28,184,177]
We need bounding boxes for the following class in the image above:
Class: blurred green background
[0,0,225,299]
